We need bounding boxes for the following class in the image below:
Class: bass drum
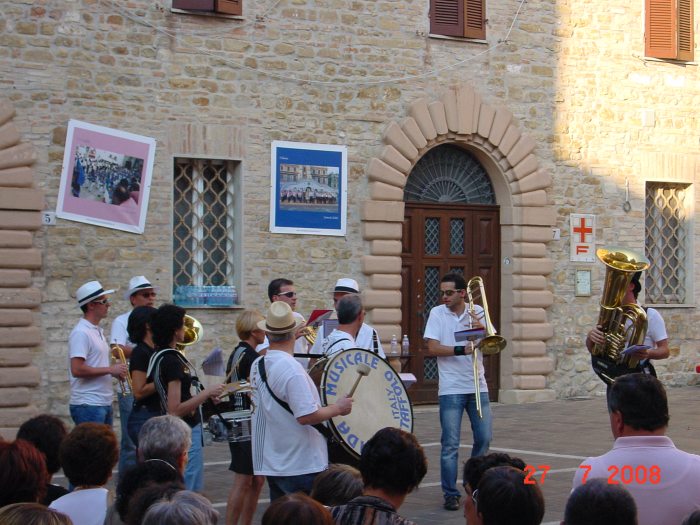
[320,348,413,460]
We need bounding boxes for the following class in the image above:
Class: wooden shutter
[645,0,677,58]
[464,0,486,39]
[216,0,242,15]
[172,0,215,10]
[677,0,694,61]
[430,0,465,37]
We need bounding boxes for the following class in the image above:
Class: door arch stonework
[360,85,556,403]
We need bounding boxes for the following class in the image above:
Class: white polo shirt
[250,350,327,476]
[423,303,487,396]
[68,318,113,406]
[110,310,133,348]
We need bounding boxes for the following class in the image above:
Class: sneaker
[444,495,461,511]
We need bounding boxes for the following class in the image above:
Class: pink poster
[56,120,156,234]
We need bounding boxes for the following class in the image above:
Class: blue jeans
[184,424,204,492]
[117,393,137,479]
[127,405,161,447]
[69,404,113,426]
[267,472,320,501]
[439,392,492,499]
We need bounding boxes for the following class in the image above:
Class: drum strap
[256,358,332,440]
[372,329,379,354]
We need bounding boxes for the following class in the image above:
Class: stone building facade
[0,0,698,434]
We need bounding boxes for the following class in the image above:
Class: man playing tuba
[586,271,670,384]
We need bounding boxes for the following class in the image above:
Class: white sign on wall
[570,213,595,262]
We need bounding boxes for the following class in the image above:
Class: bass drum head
[320,348,413,459]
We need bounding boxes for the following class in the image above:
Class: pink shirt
[573,436,700,525]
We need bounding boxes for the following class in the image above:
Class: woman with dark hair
[310,464,363,507]
[125,305,160,446]
[49,423,119,525]
[0,440,49,507]
[106,460,184,525]
[262,493,334,525]
[148,304,225,492]
[0,503,72,525]
[17,414,69,505]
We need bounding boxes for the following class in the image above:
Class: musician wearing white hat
[250,301,353,501]
[68,280,127,426]
[110,275,158,477]
[310,278,385,358]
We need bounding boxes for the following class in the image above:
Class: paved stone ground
[60,385,698,524]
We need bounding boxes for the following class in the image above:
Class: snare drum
[207,410,252,443]
[320,348,413,459]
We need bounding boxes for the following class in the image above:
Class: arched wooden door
[400,145,501,404]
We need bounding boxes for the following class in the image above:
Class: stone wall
[0,0,697,421]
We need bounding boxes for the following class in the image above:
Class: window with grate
[429,0,486,39]
[644,182,690,304]
[173,158,240,307]
[645,0,693,61]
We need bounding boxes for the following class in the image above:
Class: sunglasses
[138,291,157,298]
[277,291,297,298]
[92,299,110,306]
[440,289,464,296]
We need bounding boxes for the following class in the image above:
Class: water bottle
[401,334,410,356]
[390,335,399,356]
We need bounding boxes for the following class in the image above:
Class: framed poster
[56,120,156,234]
[270,140,347,236]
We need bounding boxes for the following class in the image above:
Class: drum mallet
[347,364,371,397]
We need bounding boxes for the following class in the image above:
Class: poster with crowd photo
[270,141,347,236]
[56,120,156,234]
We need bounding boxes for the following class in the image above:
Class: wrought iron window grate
[404,144,495,204]
[173,159,236,293]
[645,182,689,304]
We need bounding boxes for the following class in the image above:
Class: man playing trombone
[424,272,492,512]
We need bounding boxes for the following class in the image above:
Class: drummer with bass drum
[250,301,353,501]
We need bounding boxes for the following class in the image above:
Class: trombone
[466,276,507,417]
[110,344,133,395]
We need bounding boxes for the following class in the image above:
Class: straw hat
[257,301,305,334]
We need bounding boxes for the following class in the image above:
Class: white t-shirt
[644,306,668,348]
[423,304,487,396]
[311,322,385,358]
[109,310,133,348]
[250,350,327,476]
[50,487,109,525]
[68,318,113,405]
[321,329,356,356]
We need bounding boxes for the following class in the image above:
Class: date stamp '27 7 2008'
[524,465,661,485]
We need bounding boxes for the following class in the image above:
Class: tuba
[176,314,203,351]
[592,247,649,369]
[466,276,507,417]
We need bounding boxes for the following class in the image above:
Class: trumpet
[466,276,507,418]
[300,325,318,345]
[110,344,133,395]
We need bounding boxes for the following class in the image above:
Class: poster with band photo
[270,140,347,236]
[56,119,156,234]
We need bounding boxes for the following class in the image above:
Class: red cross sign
[570,214,595,262]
